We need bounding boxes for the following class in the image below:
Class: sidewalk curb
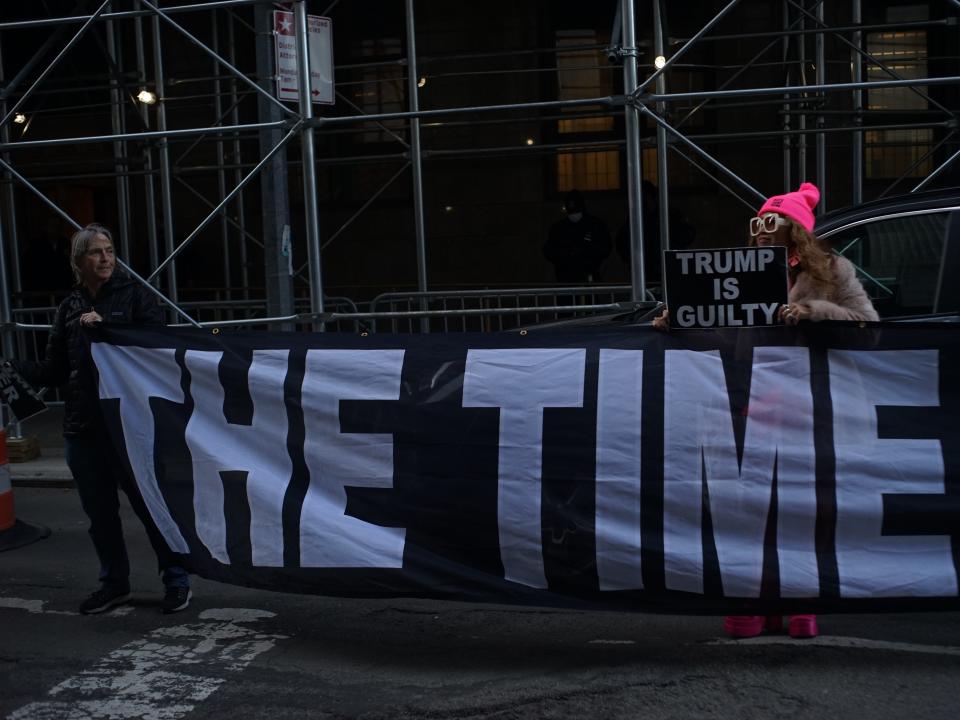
[12,477,75,489]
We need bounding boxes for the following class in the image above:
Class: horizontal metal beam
[0,0,272,30]
[310,95,621,127]
[644,75,960,103]
[0,120,288,151]
[168,301,657,329]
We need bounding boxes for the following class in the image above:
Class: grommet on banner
[519,329,528,336]
[0,428,51,552]
[211,328,220,335]
[360,331,368,337]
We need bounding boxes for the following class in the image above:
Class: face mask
[567,212,583,223]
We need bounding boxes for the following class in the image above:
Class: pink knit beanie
[757,182,820,232]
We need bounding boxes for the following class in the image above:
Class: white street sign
[274,11,334,105]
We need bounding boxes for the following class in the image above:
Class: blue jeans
[65,432,190,590]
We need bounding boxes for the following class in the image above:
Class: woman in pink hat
[654,183,878,639]
[750,181,877,325]
[654,182,877,328]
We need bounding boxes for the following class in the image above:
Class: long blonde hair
[786,220,833,291]
[749,218,834,293]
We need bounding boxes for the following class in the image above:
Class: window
[865,6,932,178]
[555,30,615,134]
[557,150,620,192]
[555,31,619,191]
[826,211,948,316]
[357,38,405,143]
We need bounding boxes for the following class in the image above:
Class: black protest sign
[663,246,788,329]
[0,361,47,421]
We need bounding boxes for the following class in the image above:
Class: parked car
[816,187,960,319]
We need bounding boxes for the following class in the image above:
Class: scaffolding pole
[621,0,647,302]
[152,13,179,303]
[653,0,670,255]
[406,0,429,332]
[135,3,160,279]
[852,0,863,205]
[295,0,325,320]
[106,5,132,259]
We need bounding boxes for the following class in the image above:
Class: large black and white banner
[89,324,960,613]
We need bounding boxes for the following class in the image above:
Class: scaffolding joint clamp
[607,45,638,61]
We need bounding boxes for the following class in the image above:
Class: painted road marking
[0,596,133,616]
[7,608,286,720]
[711,634,960,657]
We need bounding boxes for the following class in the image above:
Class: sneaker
[79,586,131,615]
[161,586,192,614]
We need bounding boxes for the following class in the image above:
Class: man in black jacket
[543,190,612,283]
[15,223,192,614]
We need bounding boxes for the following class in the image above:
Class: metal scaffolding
[0,0,957,335]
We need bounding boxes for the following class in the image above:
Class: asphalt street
[3,486,960,719]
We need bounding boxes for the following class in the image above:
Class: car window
[824,211,948,317]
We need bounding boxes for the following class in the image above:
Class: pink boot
[723,616,765,638]
[788,614,819,638]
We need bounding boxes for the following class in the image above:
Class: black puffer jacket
[15,270,162,436]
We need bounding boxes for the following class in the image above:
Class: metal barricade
[175,295,363,332]
[368,285,639,333]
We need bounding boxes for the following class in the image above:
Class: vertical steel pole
[798,3,807,181]
[135,5,159,276]
[782,0,792,190]
[405,0,429,332]
[212,11,232,298]
[621,0,647,301]
[0,39,22,303]
[815,0,826,212]
[106,5,132,259]
[294,1,325,319]
[0,179,12,360]
[256,4,295,329]
[652,0,670,250]
[152,13,178,301]
[0,12,13,366]
[852,0,863,205]
[227,14,249,297]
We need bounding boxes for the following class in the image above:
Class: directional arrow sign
[274,11,334,105]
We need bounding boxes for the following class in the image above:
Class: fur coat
[789,255,879,322]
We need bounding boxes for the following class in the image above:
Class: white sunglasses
[749,213,790,236]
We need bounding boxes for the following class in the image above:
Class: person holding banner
[11,223,193,615]
[652,182,878,328]
[653,183,878,639]
[753,182,878,326]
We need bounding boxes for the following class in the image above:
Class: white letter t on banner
[463,348,586,589]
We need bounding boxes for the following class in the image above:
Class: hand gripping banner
[88,323,960,614]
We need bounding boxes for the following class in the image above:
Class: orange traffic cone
[0,428,50,551]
